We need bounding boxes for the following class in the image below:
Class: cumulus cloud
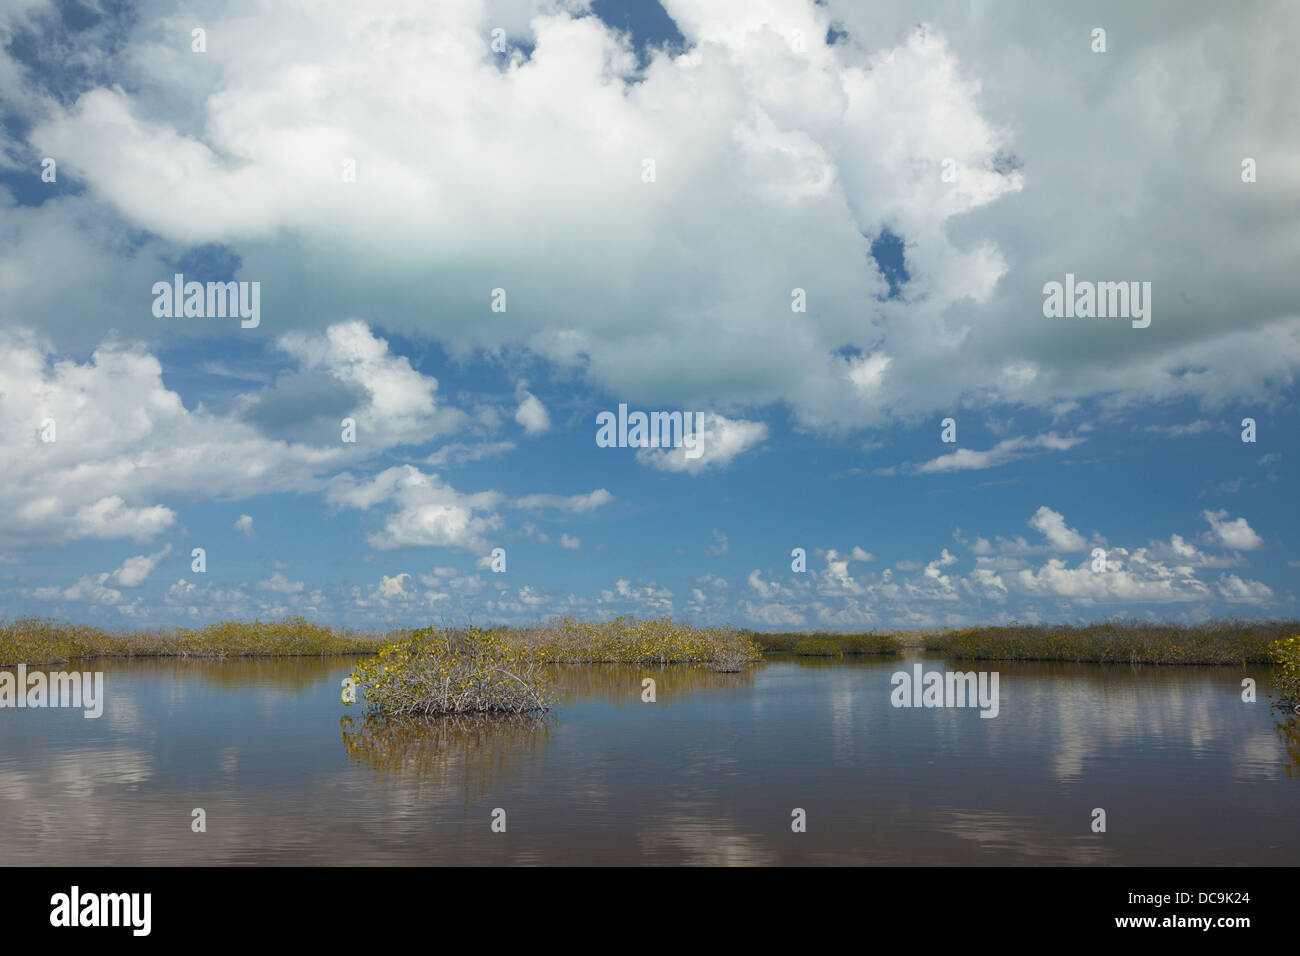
[0,0,1293,436]
[1216,574,1273,604]
[636,413,767,474]
[233,514,255,538]
[378,573,411,598]
[713,501,1281,629]
[267,320,466,446]
[6,1,1022,431]
[747,569,782,599]
[107,546,172,588]
[740,601,807,628]
[259,571,306,595]
[1,0,1295,628]
[0,323,460,550]
[598,578,673,614]
[328,466,504,552]
[1014,554,1209,605]
[822,550,867,596]
[1029,506,1088,552]
[1202,509,1264,551]
[32,575,124,606]
[514,389,551,435]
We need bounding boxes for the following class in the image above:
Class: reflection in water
[1276,715,1300,780]
[935,808,1113,865]
[634,802,778,866]
[141,656,348,695]
[548,662,759,706]
[340,713,550,801]
[0,656,1295,865]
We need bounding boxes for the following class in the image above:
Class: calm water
[1,655,1296,865]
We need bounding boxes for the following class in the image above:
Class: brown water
[0,655,1295,865]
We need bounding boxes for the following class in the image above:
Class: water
[1,655,1295,865]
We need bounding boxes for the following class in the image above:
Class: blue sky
[1,0,1296,630]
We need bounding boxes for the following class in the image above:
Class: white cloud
[259,571,305,595]
[272,320,466,446]
[914,434,1084,474]
[747,569,782,599]
[424,441,516,467]
[740,601,806,628]
[1014,554,1211,605]
[0,0,1294,629]
[822,550,866,596]
[32,574,124,606]
[514,390,551,435]
[1150,533,1242,570]
[13,5,1015,430]
[1168,534,1200,560]
[1202,509,1264,551]
[1,1,1294,432]
[0,323,461,550]
[636,413,767,474]
[378,573,410,598]
[1216,574,1274,604]
[233,514,255,538]
[1146,420,1213,438]
[328,466,504,552]
[1029,506,1088,552]
[559,533,580,550]
[107,546,172,588]
[517,586,548,606]
[597,578,674,614]
[68,496,176,543]
[513,488,614,512]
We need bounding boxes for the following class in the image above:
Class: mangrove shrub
[346,625,552,716]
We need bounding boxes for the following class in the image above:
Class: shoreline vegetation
[2,615,1294,667]
[4,615,1295,716]
[745,632,904,656]
[0,615,765,668]
[0,617,394,666]
[751,621,1298,668]
[924,621,1292,667]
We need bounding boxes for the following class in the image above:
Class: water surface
[1,655,1295,865]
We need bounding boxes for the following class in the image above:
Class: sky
[0,0,1296,631]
